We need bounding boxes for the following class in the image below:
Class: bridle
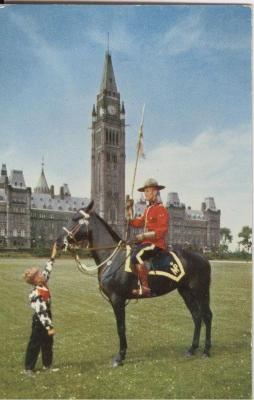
[62,210,91,251]
[61,211,127,274]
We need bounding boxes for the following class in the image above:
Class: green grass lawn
[0,258,251,399]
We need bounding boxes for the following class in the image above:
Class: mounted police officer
[127,178,169,297]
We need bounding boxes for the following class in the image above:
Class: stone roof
[31,193,90,212]
[63,183,71,196]
[9,170,27,189]
[100,51,118,94]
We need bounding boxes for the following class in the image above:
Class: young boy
[23,260,56,375]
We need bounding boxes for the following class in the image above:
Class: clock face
[107,105,116,115]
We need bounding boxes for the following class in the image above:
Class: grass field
[0,258,251,399]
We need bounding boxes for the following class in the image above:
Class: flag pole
[131,104,145,199]
[125,104,145,241]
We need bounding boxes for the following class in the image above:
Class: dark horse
[53,201,212,367]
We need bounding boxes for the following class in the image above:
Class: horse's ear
[85,200,94,213]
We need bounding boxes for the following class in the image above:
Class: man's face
[144,187,158,202]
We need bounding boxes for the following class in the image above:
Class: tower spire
[107,32,110,54]
[100,50,118,94]
[34,160,50,194]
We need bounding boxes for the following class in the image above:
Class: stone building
[1,50,220,250]
[0,163,89,249]
[91,51,125,235]
[0,164,31,248]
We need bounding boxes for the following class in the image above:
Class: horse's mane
[92,212,122,243]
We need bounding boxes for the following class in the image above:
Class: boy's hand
[48,328,56,336]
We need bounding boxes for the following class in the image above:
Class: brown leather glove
[136,231,156,241]
[125,195,134,220]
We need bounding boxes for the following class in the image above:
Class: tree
[238,226,252,253]
[220,227,233,252]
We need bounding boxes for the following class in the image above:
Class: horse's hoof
[112,355,124,367]
[185,346,198,357]
[112,359,123,368]
[202,351,210,358]
[185,350,195,357]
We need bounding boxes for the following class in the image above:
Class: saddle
[125,247,185,283]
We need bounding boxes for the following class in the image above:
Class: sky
[0,4,252,249]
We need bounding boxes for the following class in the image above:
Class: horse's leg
[200,292,212,357]
[178,287,202,356]
[110,295,127,367]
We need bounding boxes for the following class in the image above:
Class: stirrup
[132,286,151,297]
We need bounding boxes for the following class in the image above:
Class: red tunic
[130,202,169,250]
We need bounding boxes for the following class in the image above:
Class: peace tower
[91,51,126,235]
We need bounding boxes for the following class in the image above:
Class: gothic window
[107,152,110,162]
[106,130,109,144]
[96,133,101,146]
[13,229,17,237]
[97,153,101,192]
[112,132,115,145]
[109,131,112,144]
[110,207,117,222]
[116,132,119,145]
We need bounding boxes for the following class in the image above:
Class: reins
[62,215,138,275]
[75,240,124,273]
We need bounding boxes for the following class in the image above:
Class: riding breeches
[131,243,162,265]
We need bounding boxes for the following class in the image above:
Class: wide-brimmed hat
[137,178,165,192]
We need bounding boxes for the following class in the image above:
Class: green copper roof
[34,167,50,194]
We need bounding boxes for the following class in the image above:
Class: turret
[34,162,50,194]
[120,102,125,121]
[92,104,97,123]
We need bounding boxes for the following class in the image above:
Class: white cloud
[8,11,75,87]
[160,12,249,56]
[87,23,137,56]
[126,126,252,249]
[162,14,202,56]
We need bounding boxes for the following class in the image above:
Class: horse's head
[53,200,94,255]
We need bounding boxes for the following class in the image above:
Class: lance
[131,104,145,199]
[125,104,145,240]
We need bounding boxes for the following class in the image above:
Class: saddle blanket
[125,246,185,283]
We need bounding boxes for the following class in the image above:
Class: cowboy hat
[137,178,165,192]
